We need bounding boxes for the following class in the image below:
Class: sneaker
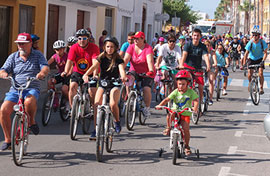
[142,107,151,118]
[208,100,213,106]
[236,65,239,69]
[29,124,39,135]
[89,130,96,140]
[0,142,11,151]
[259,89,264,95]
[222,89,227,96]
[115,121,121,134]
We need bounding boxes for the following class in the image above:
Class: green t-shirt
[168,88,199,116]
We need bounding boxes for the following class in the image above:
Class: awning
[60,0,117,7]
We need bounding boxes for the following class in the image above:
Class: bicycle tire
[216,76,221,101]
[201,89,206,114]
[70,96,80,140]
[119,85,127,117]
[203,89,209,112]
[60,96,70,121]
[191,87,200,124]
[232,60,236,72]
[172,133,178,165]
[155,87,160,102]
[250,79,260,105]
[41,91,54,126]
[105,114,114,153]
[11,114,24,166]
[138,110,146,125]
[82,97,92,134]
[125,91,137,130]
[96,109,105,162]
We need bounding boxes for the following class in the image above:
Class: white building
[44,0,163,58]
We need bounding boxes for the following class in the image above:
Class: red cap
[14,33,32,43]
[133,31,145,39]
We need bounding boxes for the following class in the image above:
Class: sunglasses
[78,37,88,41]
[169,40,176,43]
[253,34,259,37]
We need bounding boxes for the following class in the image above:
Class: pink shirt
[52,53,68,73]
[126,43,154,74]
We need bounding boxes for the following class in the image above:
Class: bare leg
[109,88,120,122]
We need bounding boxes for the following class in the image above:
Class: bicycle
[70,79,95,140]
[230,50,239,72]
[124,73,148,130]
[215,66,227,101]
[3,76,39,166]
[155,106,199,165]
[184,68,203,125]
[248,64,261,105]
[201,69,209,113]
[96,78,122,162]
[42,74,70,126]
[154,69,164,103]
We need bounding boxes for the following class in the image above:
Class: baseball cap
[15,33,32,43]
[133,31,145,39]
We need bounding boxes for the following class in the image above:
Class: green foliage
[163,0,201,26]
[214,0,230,19]
[238,0,254,12]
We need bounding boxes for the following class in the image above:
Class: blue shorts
[4,89,40,103]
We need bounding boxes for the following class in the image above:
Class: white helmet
[67,36,77,44]
[53,40,66,49]
[252,25,261,34]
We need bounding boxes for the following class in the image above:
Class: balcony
[60,0,117,7]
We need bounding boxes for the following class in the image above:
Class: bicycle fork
[170,117,181,149]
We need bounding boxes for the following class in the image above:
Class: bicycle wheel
[105,114,114,153]
[60,96,70,121]
[11,114,24,166]
[119,85,127,117]
[232,59,236,72]
[216,77,221,101]
[70,96,80,140]
[82,97,92,134]
[96,109,105,162]
[172,133,178,165]
[41,91,54,126]
[250,79,260,105]
[138,108,146,125]
[125,91,137,130]
[155,87,160,102]
[191,87,200,124]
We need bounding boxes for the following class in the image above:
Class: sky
[187,0,221,19]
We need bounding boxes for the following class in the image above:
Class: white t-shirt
[154,43,162,56]
[159,43,182,68]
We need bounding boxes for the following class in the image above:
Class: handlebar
[248,64,261,69]
[2,76,39,90]
[155,106,192,114]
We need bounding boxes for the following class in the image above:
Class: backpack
[249,39,264,52]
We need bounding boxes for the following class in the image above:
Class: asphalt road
[0,67,270,176]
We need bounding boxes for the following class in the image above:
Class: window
[105,8,113,35]
[19,4,34,34]
[121,16,131,45]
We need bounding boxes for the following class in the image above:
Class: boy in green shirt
[156,69,198,155]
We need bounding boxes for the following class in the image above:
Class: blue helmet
[31,34,40,42]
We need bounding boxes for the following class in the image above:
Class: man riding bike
[229,36,241,69]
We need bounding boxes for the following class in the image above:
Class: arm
[82,59,100,82]
[155,55,162,69]
[155,97,171,109]
[225,56,230,68]
[123,53,132,68]
[212,52,217,67]
[0,70,8,78]
[118,63,127,82]
[36,66,49,80]
[47,56,55,65]
[146,53,154,72]
[243,50,249,66]
[61,60,73,77]
[262,48,268,62]
[119,50,125,59]
[203,54,211,72]
[192,98,199,113]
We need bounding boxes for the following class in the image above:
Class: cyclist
[123,31,155,118]
[179,28,211,101]
[155,70,198,156]
[153,37,165,58]
[31,34,40,50]
[155,33,182,89]
[0,33,49,150]
[177,35,186,53]
[47,40,70,103]
[216,44,229,95]
[66,36,78,53]
[229,36,241,69]
[239,36,248,70]
[119,31,135,70]
[243,26,268,94]
[83,36,127,134]
[61,29,100,138]
[204,40,217,105]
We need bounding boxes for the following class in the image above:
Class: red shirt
[68,43,100,74]
[126,43,154,74]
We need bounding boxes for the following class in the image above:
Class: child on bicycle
[156,69,198,156]
[83,36,127,135]
[47,40,70,101]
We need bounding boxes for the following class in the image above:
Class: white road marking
[243,110,249,116]
[227,146,237,155]
[242,134,266,138]
[246,102,252,106]
[218,167,231,176]
[237,149,270,155]
[235,131,243,137]
[230,79,244,87]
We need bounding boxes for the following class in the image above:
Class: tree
[214,0,230,19]
[239,0,254,33]
[163,0,200,29]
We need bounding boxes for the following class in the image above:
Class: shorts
[129,71,154,88]
[180,115,190,124]
[71,72,97,87]
[247,58,265,69]
[183,63,204,86]
[4,89,40,103]
[54,73,70,85]
[98,80,121,90]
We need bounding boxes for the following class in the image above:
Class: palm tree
[239,0,254,33]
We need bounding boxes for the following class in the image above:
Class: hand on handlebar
[146,71,155,78]
[82,74,89,83]
[0,72,8,79]
[36,72,46,80]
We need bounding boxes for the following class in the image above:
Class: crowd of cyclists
[0,25,269,160]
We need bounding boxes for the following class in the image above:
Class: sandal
[162,127,170,136]
[259,89,264,95]
[185,146,191,156]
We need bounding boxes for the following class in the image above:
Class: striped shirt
[1,49,48,92]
